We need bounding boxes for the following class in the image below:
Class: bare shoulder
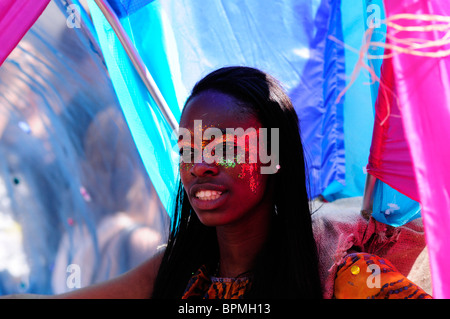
[56,249,165,299]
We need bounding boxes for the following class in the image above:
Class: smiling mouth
[195,190,223,201]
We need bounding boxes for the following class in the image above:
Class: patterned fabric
[334,253,432,299]
[182,265,251,299]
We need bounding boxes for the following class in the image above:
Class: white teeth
[195,190,223,200]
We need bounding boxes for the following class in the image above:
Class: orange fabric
[334,253,432,299]
[182,265,251,299]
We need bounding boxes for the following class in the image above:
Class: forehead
[179,90,261,131]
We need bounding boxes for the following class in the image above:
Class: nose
[191,161,219,177]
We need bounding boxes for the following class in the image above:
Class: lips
[189,183,228,210]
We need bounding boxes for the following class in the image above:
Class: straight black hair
[152,66,322,299]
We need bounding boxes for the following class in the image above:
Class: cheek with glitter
[180,162,194,172]
[237,163,260,194]
[216,159,236,169]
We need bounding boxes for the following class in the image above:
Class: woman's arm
[3,251,164,299]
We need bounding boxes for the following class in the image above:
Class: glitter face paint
[178,127,263,193]
[238,163,260,193]
[177,90,275,227]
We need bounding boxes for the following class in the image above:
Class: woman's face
[178,90,273,227]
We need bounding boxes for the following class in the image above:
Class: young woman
[4,66,430,299]
[151,66,323,299]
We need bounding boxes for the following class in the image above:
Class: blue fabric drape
[372,179,422,227]
[106,0,155,18]
[88,0,180,217]
[291,0,346,198]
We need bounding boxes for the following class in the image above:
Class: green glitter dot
[217,159,236,169]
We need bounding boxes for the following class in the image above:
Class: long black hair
[152,66,322,299]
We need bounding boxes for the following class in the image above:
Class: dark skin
[179,90,275,277]
[3,90,275,298]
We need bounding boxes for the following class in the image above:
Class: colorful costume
[182,265,251,299]
[334,253,431,299]
[181,253,431,299]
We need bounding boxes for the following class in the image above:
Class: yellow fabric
[334,253,432,299]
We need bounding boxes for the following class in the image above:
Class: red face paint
[178,91,272,227]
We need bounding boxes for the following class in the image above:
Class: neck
[215,204,272,278]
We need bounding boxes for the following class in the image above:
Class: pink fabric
[0,0,50,66]
[384,0,450,299]
[366,57,419,201]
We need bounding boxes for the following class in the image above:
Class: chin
[195,210,239,227]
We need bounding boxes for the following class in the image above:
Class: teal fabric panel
[372,179,422,227]
[87,0,179,217]
[322,0,380,200]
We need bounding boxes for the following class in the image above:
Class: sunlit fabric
[0,1,168,295]
[367,58,419,202]
[0,0,51,66]
[371,179,421,227]
[321,0,378,201]
[105,0,154,18]
[1,0,442,298]
[362,0,387,110]
[87,0,180,217]
[384,0,450,299]
[366,57,422,227]
[88,0,353,201]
